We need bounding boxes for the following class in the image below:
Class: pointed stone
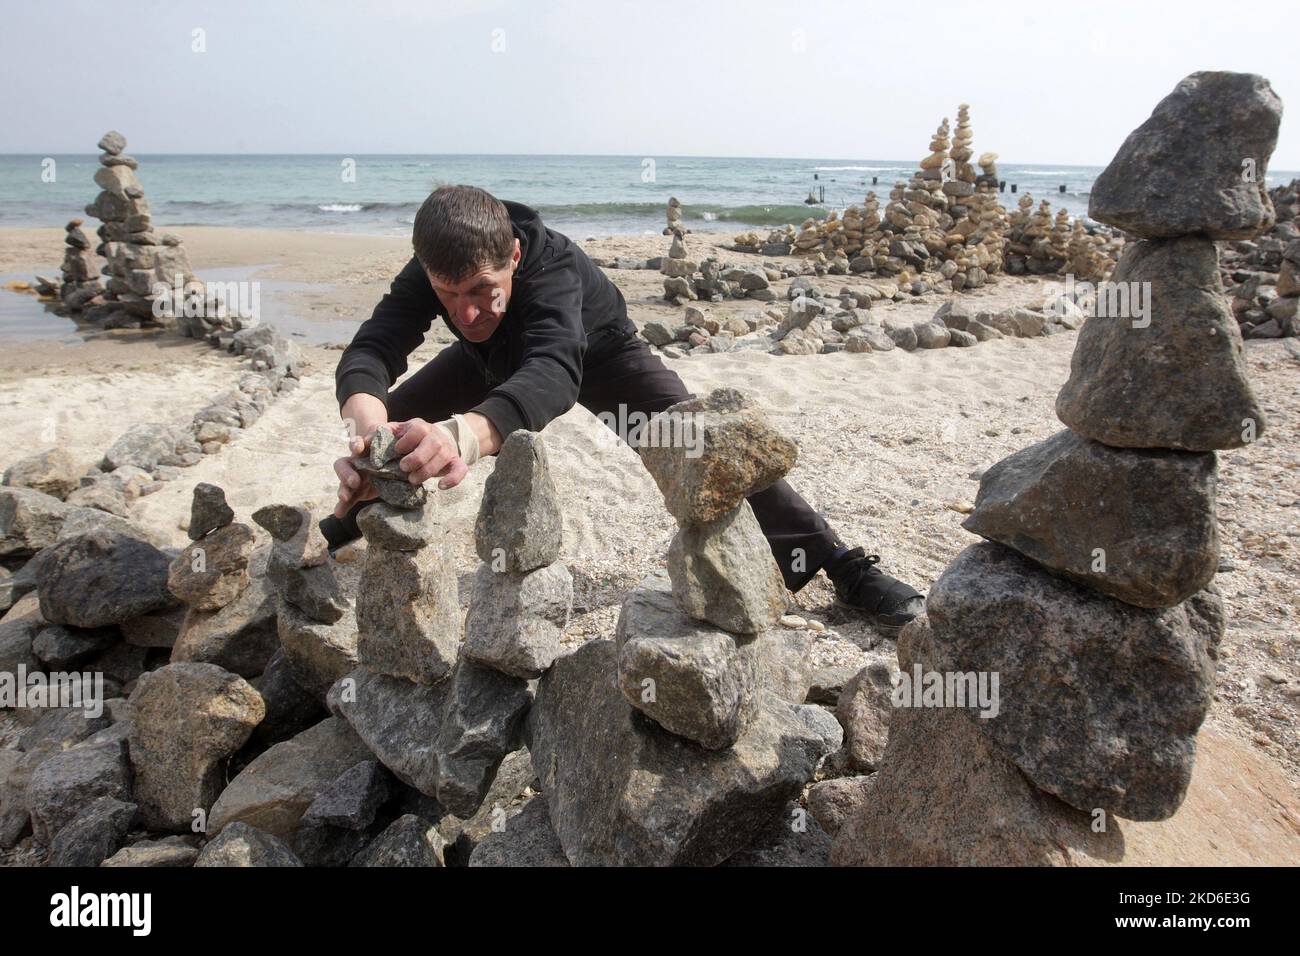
[1089,72,1281,239]
[474,431,562,572]
[188,482,234,540]
[666,500,786,633]
[167,522,254,611]
[1055,238,1265,451]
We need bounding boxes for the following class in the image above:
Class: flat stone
[36,529,178,627]
[1089,72,1281,239]
[616,570,761,749]
[128,662,265,831]
[666,500,787,633]
[279,562,348,624]
[926,543,1222,821]
[293,759,394,866]
[356,543,459,685]
[1056,237,1265,451]
[167,522,254,611]
[195,822,303,867]
[357,500,440,550]
[474,430,562,572]
[462,562,572,679]
[208,716,373,842]
[638,388,798,525]
[529,639,833,866]
[188,483,235,540]
[369,425,399,467]
[331,666,448,795]
[352,458,428,509]
[101,835,200,867]
[963,429,1220,608]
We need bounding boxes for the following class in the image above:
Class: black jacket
[335,201,636,437]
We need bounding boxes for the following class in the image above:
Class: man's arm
[469,260,587,437]
[335,256,437,410]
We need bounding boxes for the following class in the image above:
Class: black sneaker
[828,547,924,636]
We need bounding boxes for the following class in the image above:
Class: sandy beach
[3,220,1298,827]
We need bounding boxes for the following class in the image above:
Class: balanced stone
[188,482,234,540]
[963,429,1219,608]
[167,522,254,611]
[666,500,786,633]
[356,500,440,550]
[528,639,834,866]
[355,542,460,685]
[926,543,1221,820]
[615,570,761,750]
[277,601,359,700]
[128,662,265,831]
[1056,237,1265,451]
[370,425,399,467]
[462,561,573,679]
[638,388,797,525]
[352,458,427,509]
[171,576,279,677]
[474,430,562,572]
[1089,72,1282,239]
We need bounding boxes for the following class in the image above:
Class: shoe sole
[832,597,913,638]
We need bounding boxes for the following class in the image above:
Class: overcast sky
[2,0,1296,167]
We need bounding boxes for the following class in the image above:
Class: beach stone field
[0,72,1298,868]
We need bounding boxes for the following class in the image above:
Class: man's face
[426,239,521,343]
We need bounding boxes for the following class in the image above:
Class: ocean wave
[808,165,908,173]
[319,203,363,213]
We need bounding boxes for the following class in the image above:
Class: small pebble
[780,615,807,629]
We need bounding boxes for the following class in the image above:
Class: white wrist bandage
[435,414,481,468]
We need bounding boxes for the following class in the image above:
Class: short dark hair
[412,185,514,282]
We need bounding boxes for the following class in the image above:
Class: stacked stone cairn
[518,388,839,865]
[665,196,684,235]
[330,426,534,826]
[79,131,198,330]
[1222,176,1300,338]
[829,71,1279,867]
[43,219,103,311]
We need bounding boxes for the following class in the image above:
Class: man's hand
[333,429,381,519]
[393,418,470,490]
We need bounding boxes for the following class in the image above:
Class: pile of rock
[52,219,103,312]
[1222,177,1300,338]
[519,388,838,865]
[829,71,1278,866]
[665,196,684,235]
[77,131,201,330]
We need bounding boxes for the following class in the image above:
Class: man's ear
[511,239,521,269]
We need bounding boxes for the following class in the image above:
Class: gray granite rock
[835,659,898,771]
[349,814,446,866]
[48,796,137,867]
[356,543,459,685]
[1089,72,1281,239]
[963,429,1220,608]
[926,543,1222,821]
[1056,237,1265,451]
[529,640,833,866]
[128,662,265,831]
[468,797,569,867]
[36,529,178,627]
[170,575,279,677]
[188,483,234,540]
[101,835,200,867]
[356,500,440,550]
[196,822,303,867]
[666,500,786,633]
[474,431,562,572]
[638,388,797,525]
[277,600,359,700]
[462,562,572,679]
[28,737,131,845]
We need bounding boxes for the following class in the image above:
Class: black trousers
[373,334,844,592]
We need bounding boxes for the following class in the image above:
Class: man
[322,185,923,634]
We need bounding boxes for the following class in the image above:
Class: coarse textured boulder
[467,797,569,867]
[170,575,279,677]
[27,737,132,845]
[188,482,235,540]
[36,529,177,628]
[48,796,137,867]
[835,658,898,772]
[355,542,459,684]
[349,814,447,867]
[637,388,797,525]
[195,822,303,867]
[1055,238,1265,451]
[528,640,834,866]
[462,561,572,679]
[2,448,83,500]
[128,662,265,831]
[1088,72,1281,240]
[963,429,1219,608]
[474,431,562,572]
[926,543,1222,820]
[277,601,359,700]
[666,500,787,633]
